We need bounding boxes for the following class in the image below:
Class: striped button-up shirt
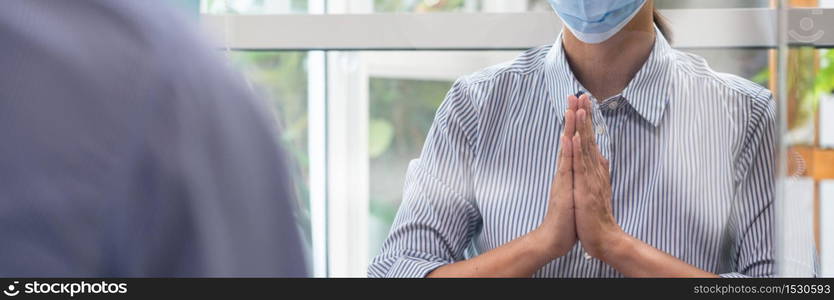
[369,29,775,278]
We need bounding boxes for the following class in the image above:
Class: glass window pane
[368,77,450,256]
[365,51,521,258]
[778,0,834,278]
[200,1,833,278]
[364,48,773,263]
[227,51,313,250]
[685,49,771,85]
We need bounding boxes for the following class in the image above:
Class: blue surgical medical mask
[548,0,647,44]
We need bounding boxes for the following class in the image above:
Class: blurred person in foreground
[0,0,308,277]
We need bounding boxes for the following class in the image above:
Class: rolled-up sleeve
[368,79,482,278]
[721,93,776,278]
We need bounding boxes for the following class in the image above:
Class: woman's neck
[562,3,657,101]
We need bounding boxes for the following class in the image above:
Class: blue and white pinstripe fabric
[368,29,775,278]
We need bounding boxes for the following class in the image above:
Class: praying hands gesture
[558,94,623,260]
[536,94,623,261]
[536,94,718,278]
[428,94,718,278]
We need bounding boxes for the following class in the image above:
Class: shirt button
[596,126,606,135]
[584,252,593,260]
[608,101,619,110]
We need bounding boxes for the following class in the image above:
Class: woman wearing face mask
[369,0,774,278]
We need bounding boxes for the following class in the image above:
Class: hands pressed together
[430,94,718,278]
[535,94,627,261]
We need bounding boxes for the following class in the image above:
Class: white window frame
[202,8,834,50]
[201,4,834,278]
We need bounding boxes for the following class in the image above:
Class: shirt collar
[545,26,674,127]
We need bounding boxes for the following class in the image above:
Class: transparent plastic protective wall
[777,0,834,278]
[200,0,834,278]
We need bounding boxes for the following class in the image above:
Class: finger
[557,135,573,187]
[572,134,585,181]
[577,97,600,165]
[579,95,595,140]
[579,94,592,112]
[576,108,595,164]
[583,138,598,181]
[552,136,573,201]
[568,94,579,111]
[564,107,576,139]
[564,95,578,138]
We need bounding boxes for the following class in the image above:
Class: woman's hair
[653,9,673,42]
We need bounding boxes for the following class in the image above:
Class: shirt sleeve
[368,79,482,278]
[721,93,776,278]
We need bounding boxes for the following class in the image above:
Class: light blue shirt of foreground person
[0,0,307,277]
[370,28,775,278]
